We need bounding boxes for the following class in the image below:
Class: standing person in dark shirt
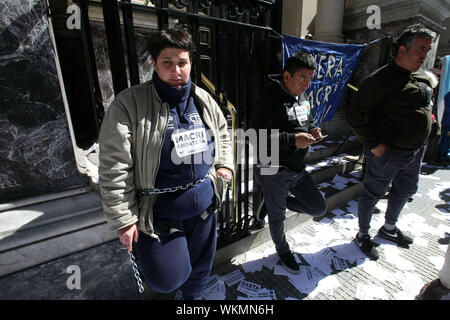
[98,26,233,299]
[250,51,327,274]
[346,24,435,260]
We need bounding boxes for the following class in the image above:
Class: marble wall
[0,0,87,203]
[90,22,155,111]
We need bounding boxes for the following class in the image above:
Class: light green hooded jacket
[98,80,233,237]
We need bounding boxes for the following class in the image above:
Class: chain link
[129,251,144,294]
[137,176,208,196]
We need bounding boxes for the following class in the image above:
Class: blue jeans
[358,145,426,234]
[254,166,327,255]
[132,212,217,299]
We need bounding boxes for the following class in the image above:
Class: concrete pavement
[0,161,449,300]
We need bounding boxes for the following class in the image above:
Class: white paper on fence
[355,283,388,300]
[237,280,261,297]
[223,269,245,287]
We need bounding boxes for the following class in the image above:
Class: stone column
[282,0,318,38]
[314,0,345,43]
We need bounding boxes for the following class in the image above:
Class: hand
[217,167,232,181]
[295,132,316,149]
[310,127,322,140]
[371,143,387,158]
[117,224,139,252]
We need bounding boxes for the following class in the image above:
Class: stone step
[0,191,110,278]
[0,222,115,278]
[0,191,102,238]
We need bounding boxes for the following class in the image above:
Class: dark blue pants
[132,212,217,299]
[358,145,426,234]
[254,166,327,255]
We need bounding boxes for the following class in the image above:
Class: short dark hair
[149,25,194,61]
[394,23,435,56]
[283,51,316,75]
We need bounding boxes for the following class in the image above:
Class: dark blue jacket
[152,72,215,219]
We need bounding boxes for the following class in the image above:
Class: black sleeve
[250,93,296,148]
[346,76,384,148]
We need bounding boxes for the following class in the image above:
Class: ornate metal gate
[53,0,282,248]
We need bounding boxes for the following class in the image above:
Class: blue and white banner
[283,34,366,124]
[437,55,450,126]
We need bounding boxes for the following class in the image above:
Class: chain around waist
[136,175,209,196]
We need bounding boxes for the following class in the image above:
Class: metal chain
[138,176,208,196]
[129,251,144,294]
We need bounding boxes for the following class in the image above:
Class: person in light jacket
[98,26,233,300]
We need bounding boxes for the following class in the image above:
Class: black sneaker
[255,198,268,222]
[377,226,413,245]
[354,234,379,260]
[279,251,301,274]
